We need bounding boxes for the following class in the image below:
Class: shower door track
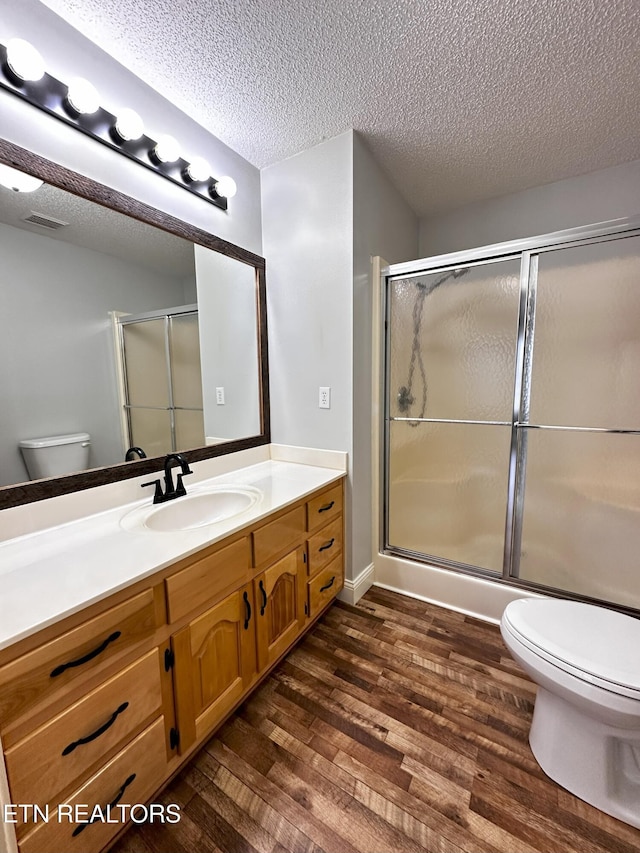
[381,215,640,613]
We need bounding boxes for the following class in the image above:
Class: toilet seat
[503,599,640,700]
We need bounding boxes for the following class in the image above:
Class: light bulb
[185,157,210,183]
[65,77,100,115]
[152,134,180,164]
[0,164,43,192]
[113,108,144,142]
[213,176,237,199]
[5,38,45,83]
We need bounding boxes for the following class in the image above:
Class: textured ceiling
[0,183,194,276]
[38,0,640,217]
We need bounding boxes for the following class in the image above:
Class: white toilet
[18,432,91,480]
[501,598,640,829]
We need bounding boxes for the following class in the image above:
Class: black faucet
[125,446,147,461]
[141,453,193,504]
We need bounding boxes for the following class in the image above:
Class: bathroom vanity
[0,450,346,853]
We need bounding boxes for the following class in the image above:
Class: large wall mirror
[0,138,270,510]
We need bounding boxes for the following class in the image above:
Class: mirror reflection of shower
[114,306,205,460]
[397,267,469,423]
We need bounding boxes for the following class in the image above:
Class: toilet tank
[18,432,91,480]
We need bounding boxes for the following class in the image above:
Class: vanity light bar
[0,40,235,211]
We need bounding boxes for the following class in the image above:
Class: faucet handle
[141,479,163,503]
[175,470,193,497]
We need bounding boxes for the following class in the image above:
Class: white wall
[262,130,418,584]
[0,221,187,485]
[261,132,354,455]
[1,0,262,255]
[194,246,261,442]
[352,134,418,583]
[419,159,640,257]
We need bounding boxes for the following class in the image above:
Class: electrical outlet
[215,386,225,405]
[319,386,331,409]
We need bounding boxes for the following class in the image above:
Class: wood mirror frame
[0,137,270,510]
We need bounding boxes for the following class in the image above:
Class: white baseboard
[338,563,375,605]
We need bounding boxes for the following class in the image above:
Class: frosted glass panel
[175,409,205,449]
[129,408,172,458]
[529,236,640,429]
[519,429,640,609]
[388,259,521,422]
[122,319,169,408]
[169,314,203,409]
[387,421,511,574]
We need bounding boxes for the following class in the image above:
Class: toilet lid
[19,432,90,449]
[503,599,640,696]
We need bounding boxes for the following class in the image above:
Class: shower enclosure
[382,217,640,613]
[115,305,205,458]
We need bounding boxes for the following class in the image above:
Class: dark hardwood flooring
[112,587,640,853]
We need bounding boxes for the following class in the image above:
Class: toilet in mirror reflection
[18,432,91,480]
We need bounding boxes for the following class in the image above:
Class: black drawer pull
[50,631,121,678]
[318,538,335,553]
[72,772,136,837]
[318,500,335,513]
[259,580,267,616]
[320,576,336,593]
[62,702,129,756]
[243,590,252,629]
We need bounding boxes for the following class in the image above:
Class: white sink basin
[121,484,262,532]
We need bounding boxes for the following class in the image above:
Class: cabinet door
[255,548,306,672]
[172,585,256,749]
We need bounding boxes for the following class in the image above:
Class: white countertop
[0,450,346,651]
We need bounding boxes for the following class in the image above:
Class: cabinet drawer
[6,650,163,821]
[252,505,305,569]
[18,717,168,853]
[165,537,251,623]
[308,556,343,619]
[306,483,342,532]
[307,517,343,578]
[0,589,157,726]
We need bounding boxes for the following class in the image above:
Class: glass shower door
[120,309,204,457]
[516,236,640,606]
[122,318,173,457]
[169,313,205,450]
[385,258,522,574]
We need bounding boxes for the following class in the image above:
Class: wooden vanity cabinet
[0,588,158,727]
[4,649,164,816]
[171,582,257,750]
[304,483,344,618]
[308,555,344,618]
[169,482,343,752]
[0,477,345,853]
[0,593,172,853]
[19,719,168,853]
[254,547,307,671]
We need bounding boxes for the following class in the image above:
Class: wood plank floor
[112,587,640,853]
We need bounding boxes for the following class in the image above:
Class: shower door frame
[380,214,640,610]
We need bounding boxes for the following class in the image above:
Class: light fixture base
[0,42,229,212]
